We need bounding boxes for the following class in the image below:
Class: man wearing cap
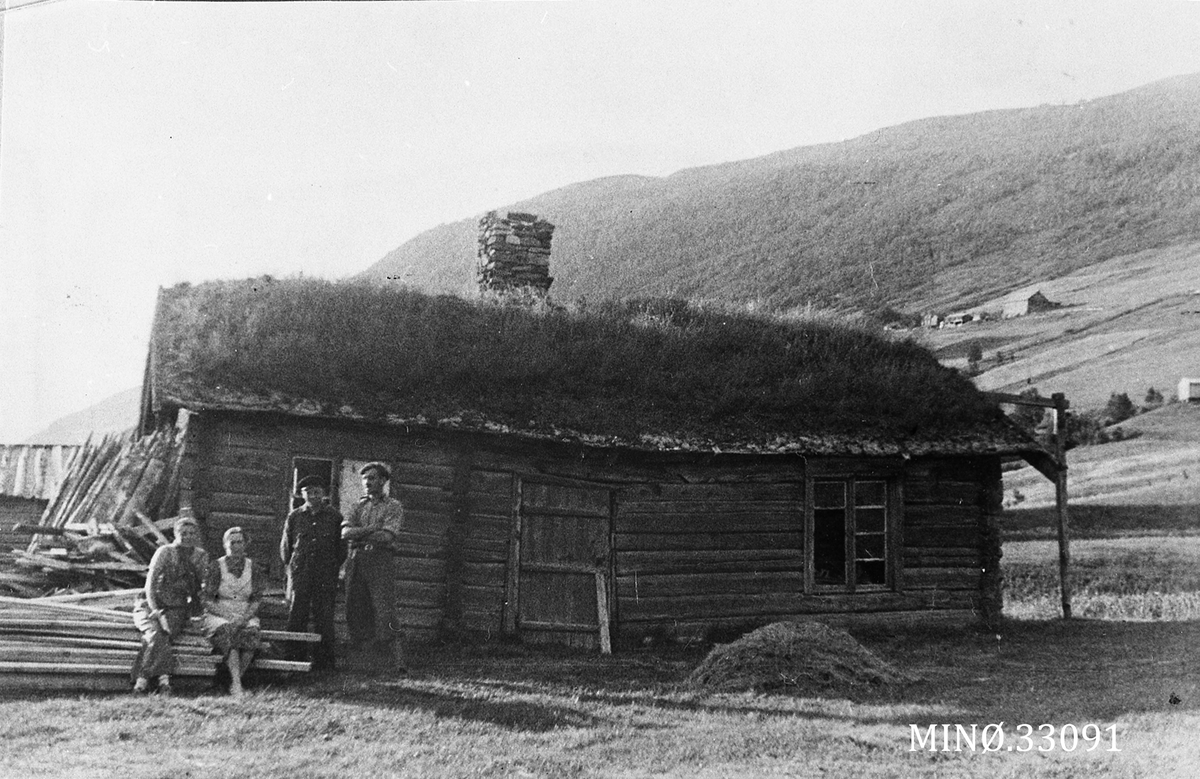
[279,475,345,672]
[342,461,407,670]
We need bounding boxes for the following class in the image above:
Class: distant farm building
[1001,289,1060,319]
[943,312,976,327]
[1179,377,1200,404]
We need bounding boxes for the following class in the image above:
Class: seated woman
[200,526,263,696]
[132,516,209,695]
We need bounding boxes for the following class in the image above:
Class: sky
[3,0,1200,442]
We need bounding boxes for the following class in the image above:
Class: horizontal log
[209,492,280,516]
[903,480,981,506]
[618,483,801,503]
[618,500,800,517]
[394,557,446,582]
[618,589,978,622]
[391,463,455,490]
[203,466,276,496]
[616,570,803,599]
[615,532,800,553]
[905,505,982,527]
[905,554,981,568]
[206,511,278,530]
[903,567,981,590]
[620,609,982,640]
[614,513,798,535]
[617,549,803,575]
[209,444,283,475]
[458,536,509,561]
[397,580,444,608]
[904,527,980,548]
[460,562,506,588]
[397,606,443,629]
[468,470,512,495]
[398,510,452,538]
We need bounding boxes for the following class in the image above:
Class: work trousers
[132,604,191,678]
[345,547,405,662]
[285,575,338,670]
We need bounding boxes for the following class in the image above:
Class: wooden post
[595,570,612,655]
[1052,392,1071,619]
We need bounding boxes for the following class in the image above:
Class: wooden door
[512,479,612,650]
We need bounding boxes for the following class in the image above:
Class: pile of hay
[686,621,915,696]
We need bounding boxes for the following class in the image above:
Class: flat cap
[360,461,391,480]
[297,475,327,491]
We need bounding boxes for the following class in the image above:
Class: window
[809,477,893,591]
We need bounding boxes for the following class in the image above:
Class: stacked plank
[0,594,317,691]
[2,427,185,597]
[476,210,555,296]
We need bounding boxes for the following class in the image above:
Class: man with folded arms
[342,461,407,671]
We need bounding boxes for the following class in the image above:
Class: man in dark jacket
[279,475,345,671]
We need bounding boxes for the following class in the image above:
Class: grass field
[1004,536,1200,620]
[1,618,1198,779]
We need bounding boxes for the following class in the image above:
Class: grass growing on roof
[153,277,999,442]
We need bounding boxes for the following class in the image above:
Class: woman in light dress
[201,526,263,696]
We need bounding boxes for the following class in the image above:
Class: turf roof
[146,278,1037,456]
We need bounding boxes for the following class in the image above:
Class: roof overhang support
[987,391,1072,619]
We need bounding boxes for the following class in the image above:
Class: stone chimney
[476,210,554,302]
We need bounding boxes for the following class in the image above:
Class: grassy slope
[1001,402,1200,519]
[362,73,1200,316]
[1,623,1196,778]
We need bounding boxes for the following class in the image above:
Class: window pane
[855,480,886,507]
[813,481,846,509]
[855,534,885,561]
[856,507,886,534]
[813,508,847,584]
[856,560,887,586]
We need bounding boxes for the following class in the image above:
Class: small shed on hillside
[138,279,1049,649]
[1002,289,1060,319]
[1179,377,1200,404]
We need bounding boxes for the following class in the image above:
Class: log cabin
[138,278,1048,649]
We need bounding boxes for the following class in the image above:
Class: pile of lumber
[2,425,187,597]
[476,210,555,295]
[0,593,318,692]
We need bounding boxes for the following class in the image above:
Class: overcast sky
[3,0,1200,442]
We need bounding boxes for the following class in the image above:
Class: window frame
[804,461,904,594]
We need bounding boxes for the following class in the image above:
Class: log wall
[178,412,998,647]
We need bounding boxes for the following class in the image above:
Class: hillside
[920,239,1200,410]
[23,386,140,445]
[361,73,1200,316]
